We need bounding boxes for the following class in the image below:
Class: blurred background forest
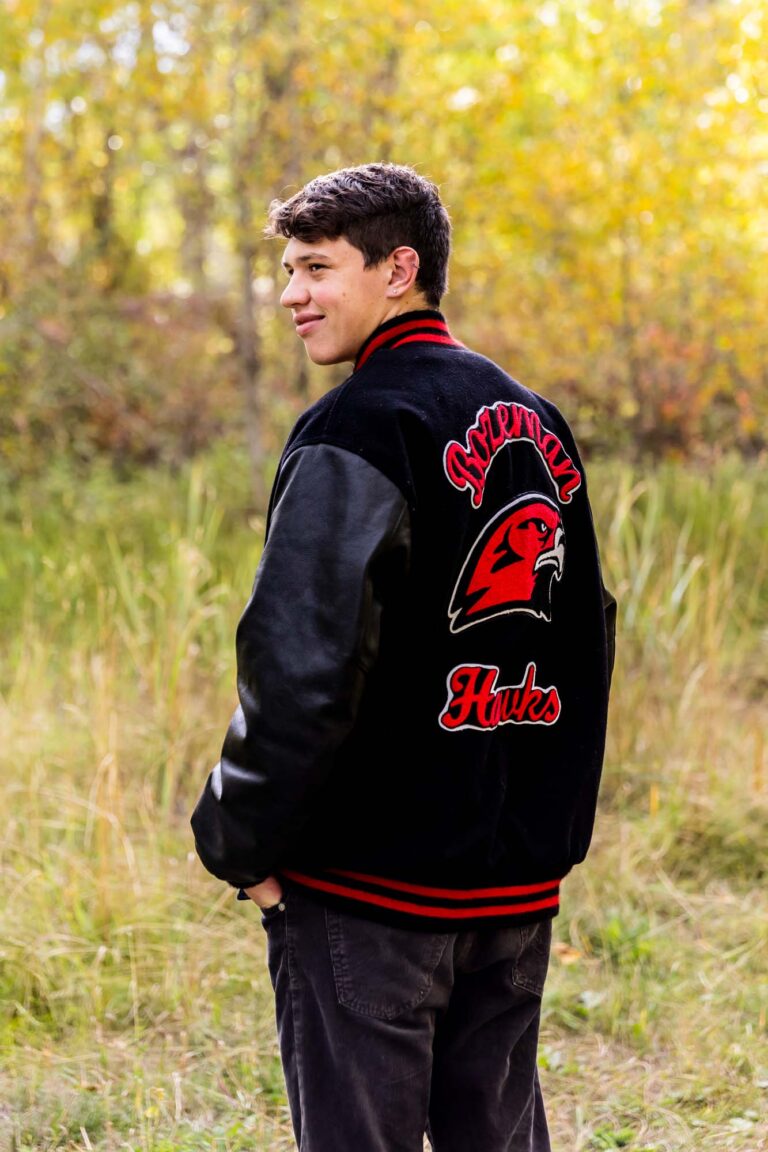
[1,1,767,1150]
[2,0,767,488]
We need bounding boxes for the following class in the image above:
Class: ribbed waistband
[281,866,561,924]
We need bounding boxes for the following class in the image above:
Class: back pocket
[326,909,450,1021]
[512,918,552,997]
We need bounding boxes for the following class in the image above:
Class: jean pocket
[260,896,287,929]
[512,918,552,997]
[326,909,450,1021]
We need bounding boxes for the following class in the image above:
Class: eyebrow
[281,250,332,270]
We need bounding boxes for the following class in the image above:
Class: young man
[192,163,616,1152]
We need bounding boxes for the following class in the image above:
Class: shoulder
[283,376,353,448]
[454,346,580,444]
[285,348,427,453]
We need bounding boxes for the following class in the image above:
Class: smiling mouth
[295,316,324,338]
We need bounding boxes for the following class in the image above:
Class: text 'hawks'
[439,662,561,731]
[443,401,582,508]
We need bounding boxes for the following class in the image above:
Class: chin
[306,345,354,367]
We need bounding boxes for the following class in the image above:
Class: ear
[386,246,420,297]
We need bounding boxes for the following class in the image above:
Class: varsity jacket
[191,310,616,930]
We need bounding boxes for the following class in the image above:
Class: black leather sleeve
[190,443,411,888]
[603,583,617,688]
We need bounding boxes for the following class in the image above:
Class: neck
[382,291,432,323]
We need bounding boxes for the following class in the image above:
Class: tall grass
[595,458,768,807]
[1,452,766,1151]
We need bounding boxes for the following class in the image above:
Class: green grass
[1,452,766,1150]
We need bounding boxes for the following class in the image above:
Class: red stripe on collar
[390,333,462,351]
[355,311,460,371]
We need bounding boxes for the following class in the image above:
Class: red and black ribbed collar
[354,309,462,372]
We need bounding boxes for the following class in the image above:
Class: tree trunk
[236,221,266,510]
[21,2,51,272]
[228,9,268,510]
[178,143,212,295]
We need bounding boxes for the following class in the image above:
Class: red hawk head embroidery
[449,494,565,632]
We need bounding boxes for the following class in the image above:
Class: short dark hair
[265,163,451,308]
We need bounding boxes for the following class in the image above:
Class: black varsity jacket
[191,310,616,929]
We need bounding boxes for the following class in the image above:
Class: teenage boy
[192,163,615,1152]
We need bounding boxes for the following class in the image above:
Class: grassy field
[1,452,766,1151]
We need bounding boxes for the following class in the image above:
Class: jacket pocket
[326,908,450,1021]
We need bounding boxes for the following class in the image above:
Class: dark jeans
[261,882,552,1152]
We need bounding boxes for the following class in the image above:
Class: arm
[603,583,617,688]
[190,443,410,888]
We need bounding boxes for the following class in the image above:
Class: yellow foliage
[0,0,765,461]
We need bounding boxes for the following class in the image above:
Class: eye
[520,517,549,538]
[308,263,327,272]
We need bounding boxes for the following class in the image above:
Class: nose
[280,273,309,310]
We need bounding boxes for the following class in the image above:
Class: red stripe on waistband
[324,868,561,900]
[282,870,560,920]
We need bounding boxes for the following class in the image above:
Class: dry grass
[1,453,766,1150]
